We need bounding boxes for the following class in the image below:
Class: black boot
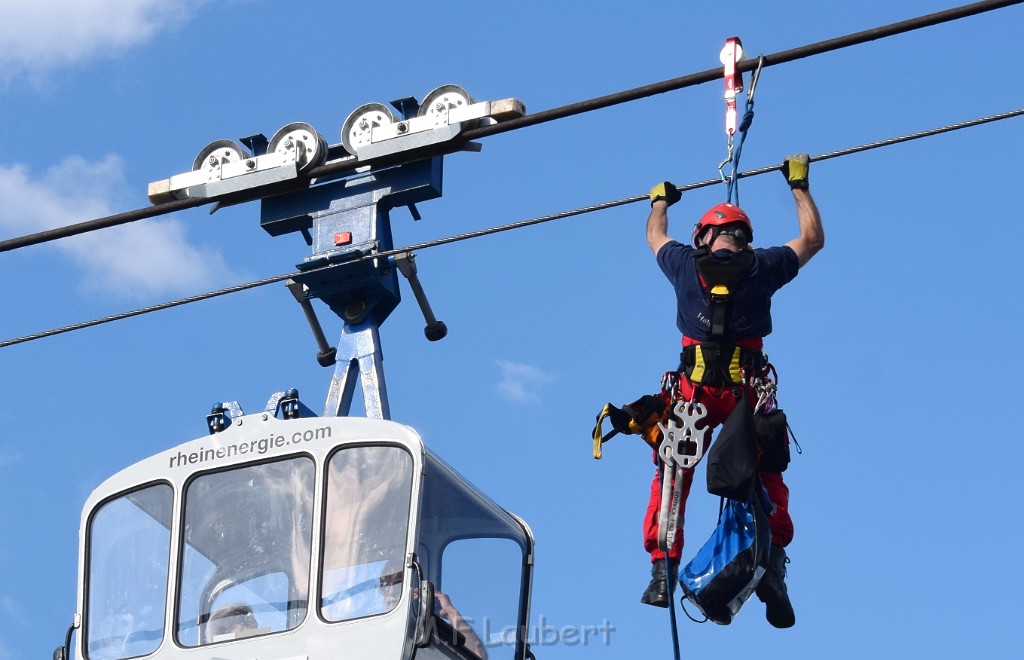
[640,559,678,608]
[756,544,795,628]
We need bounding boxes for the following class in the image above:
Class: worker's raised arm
[780,154,824,268]
[646,181,681,256]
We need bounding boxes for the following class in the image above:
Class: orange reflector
[334,232,352,246]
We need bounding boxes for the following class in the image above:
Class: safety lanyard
[717,38,764,206]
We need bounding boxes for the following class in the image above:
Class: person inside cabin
[378,559,488,659]
[207,602,259,639]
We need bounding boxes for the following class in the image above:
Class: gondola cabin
[71,406,534,660]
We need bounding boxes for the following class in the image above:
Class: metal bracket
[264,388,317,419]
[394,252,447,341]
[258,158,446,418]
[323,320,390,419]
[207,401,245,434]
[351,97,524,161]
[286,280,338,366]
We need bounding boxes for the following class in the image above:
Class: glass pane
[86,483,172,660]
[321,445,413,622]
[206,572,286,641]
[177,457,314,646]
[441,538,522,657]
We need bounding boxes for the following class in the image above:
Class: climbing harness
[694,243,756,341]
[681,343,766,387]
[717,37,764,207]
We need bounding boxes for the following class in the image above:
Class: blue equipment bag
[678,484,772,624]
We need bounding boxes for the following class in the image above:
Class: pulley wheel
[340,102,396,155]
[267,122,327,172]
[192,140,248,178]
[417,84,476,127]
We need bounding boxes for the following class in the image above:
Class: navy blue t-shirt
[656,241,799,342]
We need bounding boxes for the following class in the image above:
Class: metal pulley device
[656,401,709,553]
[148,84,525,419]
[720,37,744,138]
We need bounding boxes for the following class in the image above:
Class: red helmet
[692,203,753,247]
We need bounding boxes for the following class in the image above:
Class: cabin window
[85,483,172,660]
[177,457,315,646]
[440,537,523,653]
[321,444,413,622]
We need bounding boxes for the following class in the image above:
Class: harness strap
[693,246,755,341]
[680,343,765,386]
[708,284,730,339]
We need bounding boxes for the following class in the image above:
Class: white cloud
[496,359,557,404]
[0,156,240,299]
[0,0,206,80]
[0,447,21,468]
[0,595,26,627]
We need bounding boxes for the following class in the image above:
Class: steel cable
[3,107,1021,349]
[0,0,1020,254]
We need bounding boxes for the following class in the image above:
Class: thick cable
[2,107,1021,350]
[456,0,1023,142]
[0,0,1019,255]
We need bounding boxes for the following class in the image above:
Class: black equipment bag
[754,408,791,473]
[706,393,757,499]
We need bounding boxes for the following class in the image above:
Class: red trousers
[644,381,793,562]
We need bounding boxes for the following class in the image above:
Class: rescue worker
[640,154,823,628]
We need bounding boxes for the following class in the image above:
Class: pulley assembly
[147,84,525,204]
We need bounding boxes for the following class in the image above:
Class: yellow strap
[729,346,743,383]
[691,345,744,384]
[691,347,706,383]
[592,403,613,459]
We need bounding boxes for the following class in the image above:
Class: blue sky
[1,1,1023,658]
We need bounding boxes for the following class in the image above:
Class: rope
[1,107,1021,350]
[666,555,683,660]
[722,57,763,206]
[0,0,1020,254]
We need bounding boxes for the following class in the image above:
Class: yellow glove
[780,154,810,190]
[649,181,682,207]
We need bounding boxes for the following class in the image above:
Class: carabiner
[718,135,735,182]
[746,55,765,105]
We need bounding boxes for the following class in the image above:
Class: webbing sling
[591,395,668,459]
